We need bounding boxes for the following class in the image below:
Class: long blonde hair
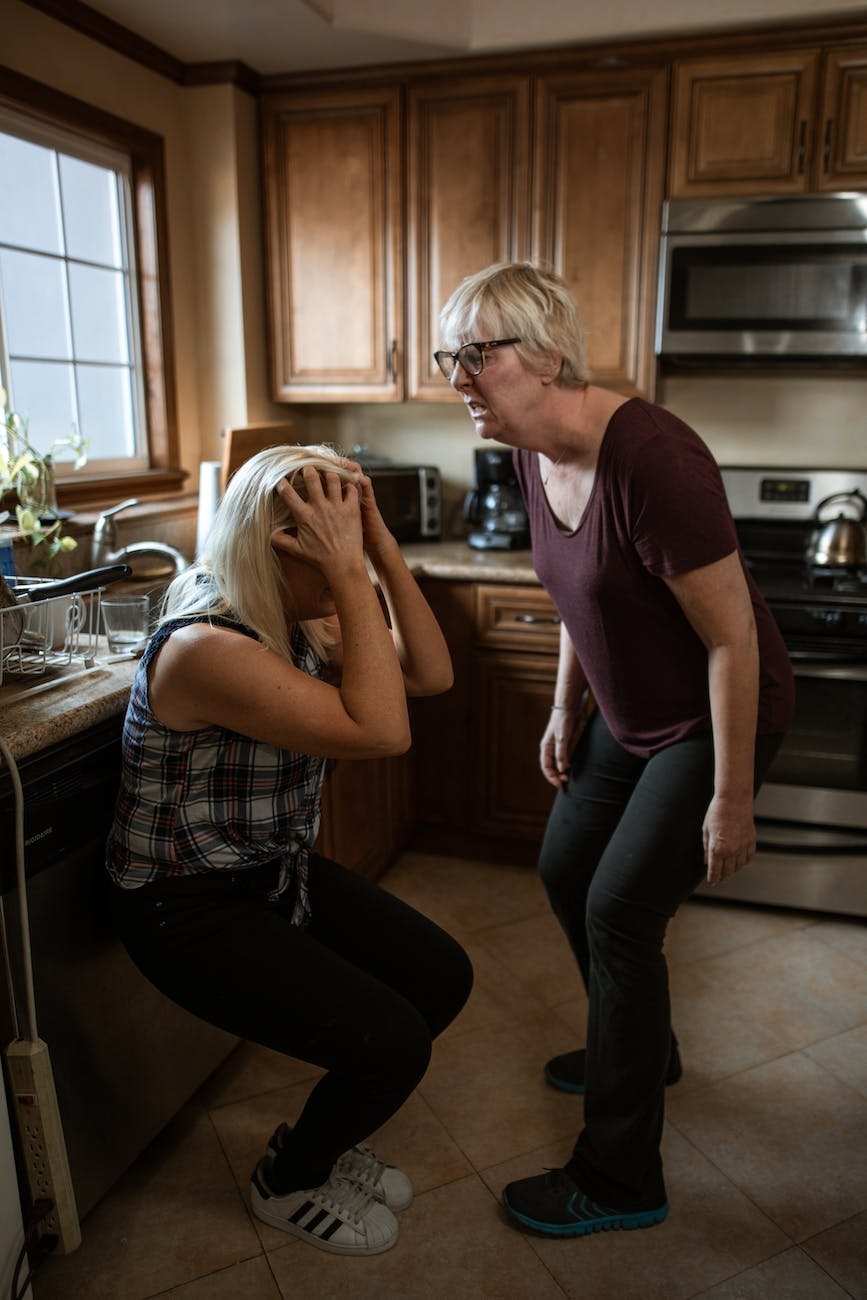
[160,444,360,662]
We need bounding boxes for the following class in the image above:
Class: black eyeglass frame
[433,338,521,380]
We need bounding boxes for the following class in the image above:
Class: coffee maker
[463,448,530,550]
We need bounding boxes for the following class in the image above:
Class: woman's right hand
[540,706,578,788]
[271,466,364,576]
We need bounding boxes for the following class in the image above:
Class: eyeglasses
[433,338,521,381]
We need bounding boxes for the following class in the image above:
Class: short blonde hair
[160,443,360,663]
[439,261,590,388]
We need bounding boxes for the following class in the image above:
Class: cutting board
[219,422,297,493]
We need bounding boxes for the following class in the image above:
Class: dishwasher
[0,715,237,1221]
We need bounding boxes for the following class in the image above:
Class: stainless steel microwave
[655,194,867,362]
[363,464,442,542]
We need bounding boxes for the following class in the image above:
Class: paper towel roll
[196,461,222,557]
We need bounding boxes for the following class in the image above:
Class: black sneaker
[502,1168,668,1237]
[544,1038,682,1095]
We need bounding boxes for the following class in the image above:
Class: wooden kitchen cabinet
[317,752,411,880]
[818,45,867,191]
[533,66,668,397]
[261,85,404,401]
[406,74,531,400]
[410,579,560,855]
[668,44,867,197]
[262,62,664,403]
[472,583,560,838]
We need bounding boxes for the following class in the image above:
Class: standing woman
[105,444,472,1257]
[436,263,794,1238]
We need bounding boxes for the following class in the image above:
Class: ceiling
[78,0,867,76]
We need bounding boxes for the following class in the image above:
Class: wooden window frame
[0,64,183,506]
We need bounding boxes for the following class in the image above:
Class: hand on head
[271,465,364,575]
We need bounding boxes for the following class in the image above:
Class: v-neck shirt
[514,398,795,756]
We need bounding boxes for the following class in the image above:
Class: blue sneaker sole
[544,1063,585,1094]
[502,1192,669,1237]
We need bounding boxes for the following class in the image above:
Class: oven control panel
[722,467,867,520]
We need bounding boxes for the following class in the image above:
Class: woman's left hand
[702,794,757,885]
[338,459,397,562]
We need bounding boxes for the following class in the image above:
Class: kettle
[806,490,867,568]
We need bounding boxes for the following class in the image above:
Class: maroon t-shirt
[514,398,795,757]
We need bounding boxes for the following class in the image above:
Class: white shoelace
[308,1170,376,1227]
[335,1144,387,1193]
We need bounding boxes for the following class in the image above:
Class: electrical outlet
[5,1038,81,1254]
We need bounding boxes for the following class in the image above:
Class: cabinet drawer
[475,584,561,652]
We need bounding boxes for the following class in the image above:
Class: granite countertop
[0,541,538,762]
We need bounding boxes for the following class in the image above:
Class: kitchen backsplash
[299,371,867,526]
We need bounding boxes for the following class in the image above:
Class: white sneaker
[267,1122,413,1211]
[250,1157,398,1256]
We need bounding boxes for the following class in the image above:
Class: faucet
[91,498,190,577]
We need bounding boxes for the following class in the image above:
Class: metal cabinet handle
[386,339,397,381]
[823,119,832,172]
[797,120,807,174]
[514,613,561,625]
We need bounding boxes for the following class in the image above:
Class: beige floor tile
[477,912,585,1007]
[197,1041,324,1109]
[32,1106,261,1300]
[807,916,867,968]
[479,1126,789,1300]
[668,1051,867,1240]
[689,1245,851,1299]
[419,1012,583,1170]
[802,1210,867,1300]
[161,1254,282,1298]
[664,898,811,967]
[804,1024,867,1098]
[266,1174,568,1300]
[668,928,867,1088]
[381,853,548,938]
[437,934,547,1040]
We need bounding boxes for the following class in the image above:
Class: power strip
[5,1038,81,1254]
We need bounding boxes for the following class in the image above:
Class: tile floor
[32,853,867,1300]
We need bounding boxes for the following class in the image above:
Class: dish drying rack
[0,576,103,686]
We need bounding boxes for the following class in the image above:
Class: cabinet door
[818,45,867,191]
[318,755,409,881]
[410,579,476,829]
[262,86,403,402]
[668,52,819,197]
[473,650,557,839]
[407,75,531,401]
[533,67,667,398]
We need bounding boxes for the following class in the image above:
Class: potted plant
[0,386,88,567]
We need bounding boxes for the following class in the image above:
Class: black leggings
[538,711,783,1211]
[110,854,473,1192]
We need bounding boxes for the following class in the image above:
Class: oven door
[695,660,867,916]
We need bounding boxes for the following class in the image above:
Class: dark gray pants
[538,710,783,1210]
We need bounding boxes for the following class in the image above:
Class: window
[0,112,147,469]
[0,68,179,504]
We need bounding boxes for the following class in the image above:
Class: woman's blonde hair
[439,261,590,388]
[159,443,360,662]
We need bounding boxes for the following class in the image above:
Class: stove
[723,467,867,663]
[695,467,867,917]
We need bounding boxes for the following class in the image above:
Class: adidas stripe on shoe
[250,1156,398,1255]
[267,1122,413,1211]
